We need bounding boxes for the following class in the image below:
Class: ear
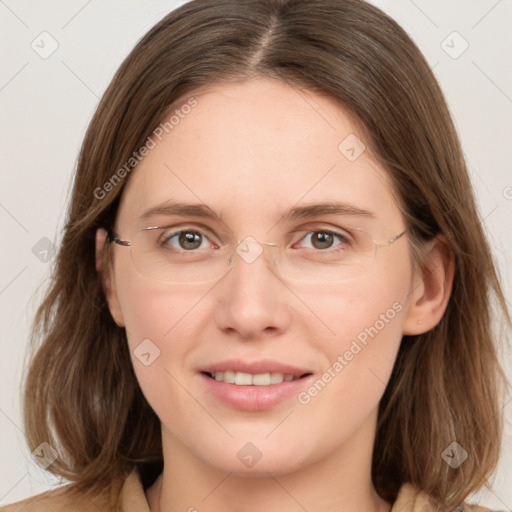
[402,235,455,335]
[95,228,125,327]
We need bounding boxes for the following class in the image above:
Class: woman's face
[105,77,420,476]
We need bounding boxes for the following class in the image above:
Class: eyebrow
[140,202,224,222]
[282,202,375,221]
[140,201,375,223]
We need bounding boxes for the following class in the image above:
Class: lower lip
[199,372,314,411]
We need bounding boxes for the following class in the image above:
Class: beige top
[0,469,493,512]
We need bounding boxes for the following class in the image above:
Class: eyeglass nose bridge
[227,236,280,266]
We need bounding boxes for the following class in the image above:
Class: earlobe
[402,235,455,335]
[95,228,125,327]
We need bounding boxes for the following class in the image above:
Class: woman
[3,0,509,511]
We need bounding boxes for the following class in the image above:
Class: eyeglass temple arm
[106,228,131,247]
[388,230,407,244]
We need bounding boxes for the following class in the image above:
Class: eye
[295,230,351,251]
[160,229,213,251]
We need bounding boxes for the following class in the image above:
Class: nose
[214,238,293,340]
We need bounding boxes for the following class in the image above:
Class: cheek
[114,249,209,343]
[299,260,411,417]
[114,268,208,390]
[301,258,410,347]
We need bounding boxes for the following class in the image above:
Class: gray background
[0,0,511,508]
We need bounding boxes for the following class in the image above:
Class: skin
[96,77,454,512]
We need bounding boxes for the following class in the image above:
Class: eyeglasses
[106,224,407,285]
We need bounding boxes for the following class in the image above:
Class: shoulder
[394,483,499,512]
[1,469,146,512]
[0,485,105,512]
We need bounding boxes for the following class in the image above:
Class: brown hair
[23,0,509,509]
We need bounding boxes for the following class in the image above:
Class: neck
[146,409,392,512]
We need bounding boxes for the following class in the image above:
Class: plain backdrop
[1,0,511,509]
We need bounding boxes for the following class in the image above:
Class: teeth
[212,371,300,385]
[235,372,253,385]
[252,373,270,385]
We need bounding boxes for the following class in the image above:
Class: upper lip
[200,359,312,377]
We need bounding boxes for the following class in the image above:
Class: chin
[196,438,315,477]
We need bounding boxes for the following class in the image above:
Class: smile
[199,368,314,411]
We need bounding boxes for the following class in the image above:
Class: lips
[199,359,314,411]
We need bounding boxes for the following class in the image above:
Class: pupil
[179,231,202,250]
[312,232,333,249]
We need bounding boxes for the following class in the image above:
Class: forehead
[117,78,403,231]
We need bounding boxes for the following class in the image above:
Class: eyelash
[157,226,352,253]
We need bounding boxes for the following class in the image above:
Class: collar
[118,469,482,512]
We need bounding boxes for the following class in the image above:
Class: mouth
[202,371,311,386]
[198,360,314,411]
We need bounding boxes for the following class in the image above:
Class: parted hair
[23,0,509,510]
